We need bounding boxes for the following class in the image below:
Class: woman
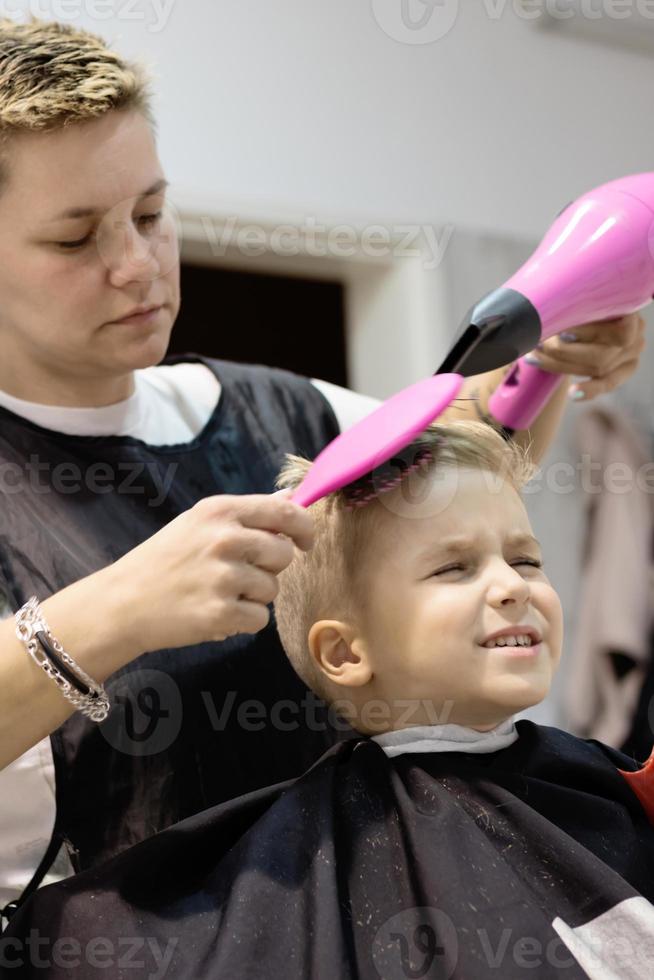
[0,17,645,925]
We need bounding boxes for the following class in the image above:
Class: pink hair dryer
[437,172,654,430]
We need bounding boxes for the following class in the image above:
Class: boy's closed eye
[431,558,543,576]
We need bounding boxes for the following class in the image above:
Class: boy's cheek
[539,586,564,633]
[547,621,565,669]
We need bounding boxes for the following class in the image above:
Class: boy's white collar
[371,717,518,758]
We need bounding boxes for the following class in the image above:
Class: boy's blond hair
[274,420,538,703]
[0,17,154,187]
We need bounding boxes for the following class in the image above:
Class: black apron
[0,354,342,902]
[3,721,654,978]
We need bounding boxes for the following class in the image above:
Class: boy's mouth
[481,640,543,658]
[479,626,542,648]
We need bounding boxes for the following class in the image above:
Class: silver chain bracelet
[15,596,110,723]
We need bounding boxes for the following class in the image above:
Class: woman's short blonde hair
[274,419,537,703]
[0,16,154,186]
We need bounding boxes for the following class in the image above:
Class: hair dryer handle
[487,359,566,430]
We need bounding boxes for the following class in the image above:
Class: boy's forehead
[367,466,535,557]
[374,513,540,568]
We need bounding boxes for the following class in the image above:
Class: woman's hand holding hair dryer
[524,311,646,402]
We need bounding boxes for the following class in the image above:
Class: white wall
[8,1,653,239]
[85,0,654,240]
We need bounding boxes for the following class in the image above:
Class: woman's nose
[102,220,162,287]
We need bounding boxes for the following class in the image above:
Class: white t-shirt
[0,361,381,910]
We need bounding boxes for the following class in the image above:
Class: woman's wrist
[37,563,146,684]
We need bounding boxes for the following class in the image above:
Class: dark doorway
[167,263,348,387]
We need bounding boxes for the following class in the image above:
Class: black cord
[34,630,96,698]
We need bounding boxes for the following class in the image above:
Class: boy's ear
[308,621,372,688]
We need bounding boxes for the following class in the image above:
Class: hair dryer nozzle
[436,287,541,377]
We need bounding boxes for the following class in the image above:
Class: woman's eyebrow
[44,178,169,222]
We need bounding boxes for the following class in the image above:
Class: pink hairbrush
[291,374,463,508]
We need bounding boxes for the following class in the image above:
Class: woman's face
[0,109,180,393]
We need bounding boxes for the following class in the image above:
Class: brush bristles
[342,445,437,510]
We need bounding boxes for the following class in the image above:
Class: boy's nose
[487,567,531,606]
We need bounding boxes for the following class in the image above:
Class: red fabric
[618,750,654,824]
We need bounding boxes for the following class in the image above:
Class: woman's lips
[113,305,163,325]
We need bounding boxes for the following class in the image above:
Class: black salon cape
[0,355,342,888]
[3,720,654,979]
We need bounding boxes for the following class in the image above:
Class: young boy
[3,420,654,980]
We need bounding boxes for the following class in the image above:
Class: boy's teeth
[484,635,533,648]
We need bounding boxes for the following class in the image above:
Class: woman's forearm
[0,488,318,770]
[0,564,144,770]
[441,365,570,466]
